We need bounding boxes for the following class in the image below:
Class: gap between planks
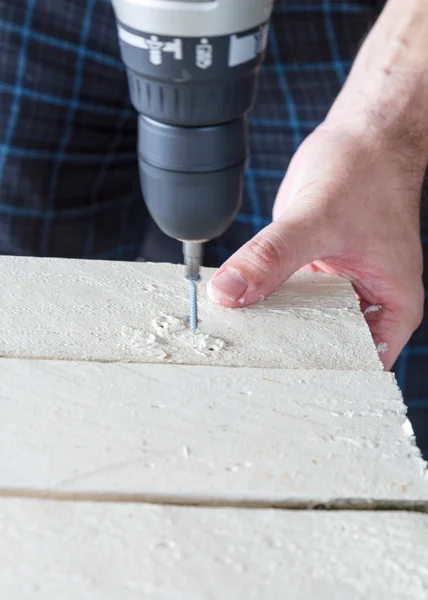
[0,488,427,514]
[0,354,383,370]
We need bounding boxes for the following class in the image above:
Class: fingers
[207,212,332,307]
[362,283,424,370]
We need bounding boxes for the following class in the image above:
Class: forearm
[327,0,428,158]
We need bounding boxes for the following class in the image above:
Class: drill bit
[187,276,199,333]
[183,241,203,333]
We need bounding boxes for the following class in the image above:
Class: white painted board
[0,498,427,600]
[0,359,426,501]
[0,257,382,370]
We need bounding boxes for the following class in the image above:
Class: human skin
[207,0,428,371]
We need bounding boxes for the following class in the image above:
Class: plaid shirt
[0,0,427,457]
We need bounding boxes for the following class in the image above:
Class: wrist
[325,0,428,163]
[325,93,428,172]
[327,77,428,165]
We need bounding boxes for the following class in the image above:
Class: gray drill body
[111,0,274,273]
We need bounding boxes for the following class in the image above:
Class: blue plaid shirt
[0,0,427,457]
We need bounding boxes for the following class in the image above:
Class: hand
[207,121,425,370]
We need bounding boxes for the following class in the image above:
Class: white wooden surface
[0,498,427,600]
[0,359,426,501]
[1,256,426,599]
[0,256,382,370]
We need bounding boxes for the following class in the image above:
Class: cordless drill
[111,0,274,325]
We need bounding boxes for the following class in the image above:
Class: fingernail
[209,268,248,302]
[377,342,388,354]
[364,305,382,317]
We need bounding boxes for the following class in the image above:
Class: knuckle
[403,284,424,331]
[243,233,285,273]
[410,301,424,330]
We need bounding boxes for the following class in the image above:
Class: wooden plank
[0,256,381,370]
[0,498,427,599]
[1,359,426,501]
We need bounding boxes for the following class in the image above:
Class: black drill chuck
[138,116,248,242]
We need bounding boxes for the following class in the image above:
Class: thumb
[207,212,329,307]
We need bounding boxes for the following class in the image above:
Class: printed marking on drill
[228,23,269,67]
[195,38,213,69]
[118,26,183,65]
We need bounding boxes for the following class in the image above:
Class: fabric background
[0,0,427,456]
